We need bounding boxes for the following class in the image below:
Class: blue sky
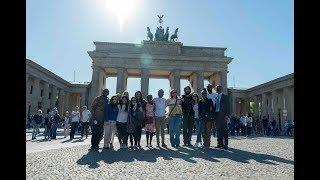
[27,0,293,98]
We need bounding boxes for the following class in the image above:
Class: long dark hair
[110,95,118,107]
[135,91,146,107]
[119,95,129,111]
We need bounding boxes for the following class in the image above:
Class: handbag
[165,99,178,122]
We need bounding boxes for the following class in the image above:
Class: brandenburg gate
[87,16,233,106]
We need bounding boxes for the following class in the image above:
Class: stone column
[220,70,228,94]
[59,90,65,115]
[245,97,251,115]
[208,73,220,90]
[189,71,204,94]
[116,67,127,94]
[42,82,50,115]
[80,92,86,107]
[64,92,70,113]
[169,69,181,96]
[232,96,237,116]
[31,78,40,115]
[283,87,290,121]
[88,66,104,109]
[50,86,58,110]
[271,91,277,118]
[26,74,30,118]
[261,93,267,117]
[196,71,204,94]
[141,68,150,98]
[253,95,259,118]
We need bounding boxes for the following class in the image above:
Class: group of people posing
[89,84,230,151]
[30,84,230,151]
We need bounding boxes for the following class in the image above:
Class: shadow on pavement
[76,145,293,169]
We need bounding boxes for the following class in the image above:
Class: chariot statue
[170,28,179,42]
[147,27,153,41]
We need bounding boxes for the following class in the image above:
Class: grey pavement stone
[26,133,294,180]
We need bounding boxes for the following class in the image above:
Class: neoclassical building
[26,59,88,118]
[26,41,294,132]
[228,73,294,130]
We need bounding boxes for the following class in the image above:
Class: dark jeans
[81,122,89,138]
[240,124,246,136]
[91,121,104,149]
[116,122,128,146]
[70,122,79,139]
[182,114,194,145]
[51,123,58,139]
[203,120,213,148]
[194,118,204,143]
[212,121,217,137]
[134,125,142,145]
[247,126,252,136]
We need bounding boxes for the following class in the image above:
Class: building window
[30,86,33,94]
[40,89,44,97]
[49,92,52,99]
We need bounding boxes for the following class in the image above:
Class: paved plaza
[26,129,294,179]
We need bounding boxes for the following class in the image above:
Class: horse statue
[164,27,169,41]
[170,28,179,42]
[147,27,153,41]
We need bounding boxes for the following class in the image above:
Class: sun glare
[106,0,136,31]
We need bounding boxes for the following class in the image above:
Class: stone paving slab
[26,133,294,180]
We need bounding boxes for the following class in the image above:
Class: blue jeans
[51,123,58,139]
[70,122,79,139]
[168,115,182,146]
[194,118,204,143]
[32,124,40,139]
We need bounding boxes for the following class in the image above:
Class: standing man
[80,106,91,139]
[51,108,61,139]
[214,85,230,149]
[31,109,43,140]
[70,106,80,140]
[181,86,194,146]
[206,84,218,137]
[154,89,167,147]
[90,89,109,151]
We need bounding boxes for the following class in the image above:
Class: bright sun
[106,0,136,31]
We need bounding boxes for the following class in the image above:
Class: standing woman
[166,89,183,147]
[116,96,130,149]
[103,96,119,149]
[63,111,71,138]
[199,89,214,150]
[193,93,204,148]
[127,97,144,148]
[143,95,156,147]
[134,91,146,147]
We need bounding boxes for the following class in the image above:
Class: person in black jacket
[51,108,61,139]
[199,89,214,150]
[181,86,195,146]
[214,85,230,149]
[31,109,43,140]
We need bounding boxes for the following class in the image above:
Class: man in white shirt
[80,106,91,139]
[206,84,218,137]
[70,106,80,140]
[154,89,167,147]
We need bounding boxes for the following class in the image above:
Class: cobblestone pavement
[26,130,294,180]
